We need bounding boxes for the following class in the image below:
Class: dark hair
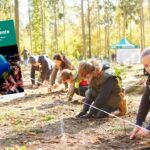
[53,54,63,61]
[53,54,73,70]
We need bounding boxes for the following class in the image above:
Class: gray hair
[88,58,102,72]
[29,55,38,64]
[141,47,150,59]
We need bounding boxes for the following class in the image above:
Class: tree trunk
[123,12,126,37]
[104,25,107,57]
[9,0,12,19]
[106,0,110,58]
[81,0,86,59]
[122,1,126,38]
[107,24,110,57]
[118,15,121,40]
[141,1,145,48]
[54,3,58,52]
[28,0,33,54]
[129,20,132,40]
[104,1,107,57]
[43,0,46,53]
[140,15,143,51]
[97,0,101,57]
[139,0,145,51]
[62,0,66,52]
[148,0,150,24]
[148,0,150,42]
[14,0,20,53]
[40,0,46,54]
[87,0,91,58]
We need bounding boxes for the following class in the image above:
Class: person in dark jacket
[49,54,74,91]
[76,59,123,118]
[29,55,53,87]
[130,48,150,139]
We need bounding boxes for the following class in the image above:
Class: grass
[0,115,4,122]
[13,124,24,132]
[29,127,44,134]
[32,107,38,114]
[0,112,24,132]
[0,112,22,125]
[112,127,133,132]
[4,112,16,119]
[42,114,55,121]
[4,138,13,147]
[6,146,27,150]
[13,117,22,125]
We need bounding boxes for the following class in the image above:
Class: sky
[19,0,29,26]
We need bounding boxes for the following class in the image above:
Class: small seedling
[0,115,4,122]
[4,138,13,147]
[32,107,38,113]
[43,115,55,121]
[29,127,44,134]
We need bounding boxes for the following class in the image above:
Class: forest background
[0,0,150,60]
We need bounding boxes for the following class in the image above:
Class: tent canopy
[111,38,140,49]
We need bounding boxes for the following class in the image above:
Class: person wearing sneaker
[76,59,125,118]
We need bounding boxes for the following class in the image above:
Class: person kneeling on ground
[76,59,127,118]
[130,48,150,139]
[29,55,53,88]
[48,54,75,91]
[61,69,88,101]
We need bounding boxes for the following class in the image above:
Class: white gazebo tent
[111,38,140,64]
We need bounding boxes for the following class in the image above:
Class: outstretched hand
[130,126,141,140]
[137,128,150,138]
[130,126,150,139]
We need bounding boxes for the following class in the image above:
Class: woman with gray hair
[130,48,150,139]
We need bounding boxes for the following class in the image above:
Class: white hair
[141,47,150,59]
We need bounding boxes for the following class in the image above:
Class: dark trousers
[82,98,93,112]
[83,99,117,118]
[95,105,117,118]
[74,86,88,97]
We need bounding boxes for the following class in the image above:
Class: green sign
[0,20,16,47]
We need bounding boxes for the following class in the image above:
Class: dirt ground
[0,64,150,150]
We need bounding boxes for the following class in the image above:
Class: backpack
[115,76,128,116]
[118,92,128,116]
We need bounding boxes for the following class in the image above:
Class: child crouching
[61,69,88,101]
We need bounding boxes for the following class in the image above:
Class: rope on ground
[28,77,149,132]
[82,101,150,132]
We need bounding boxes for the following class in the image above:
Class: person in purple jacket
[130,48,150,139]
